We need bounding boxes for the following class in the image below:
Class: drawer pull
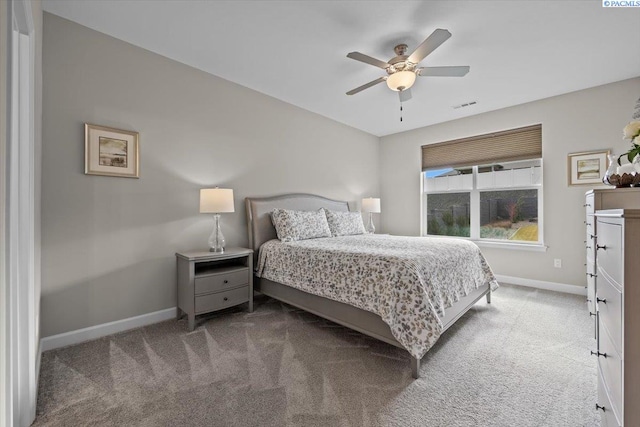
[596,297,607,304]
[590,350,608,358]
[586,273,597,278]
[584,203,591,207]
[223,297,228,301]
[595,404,606,412]
[223,280,229,284]
[585,246,591,249]
[590,234,596,239]
[589,312,596,317]
[596,244,607,250]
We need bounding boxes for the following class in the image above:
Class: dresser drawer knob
[595,404,606,412]
[589,312,596,317]
[596,297,607,304]
[223,297,228,301]
[223,280,229,284]
[596,244,607,250]
[590,350,608,358]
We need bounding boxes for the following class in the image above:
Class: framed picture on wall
[85,123,139,178]
[567,149,609,186]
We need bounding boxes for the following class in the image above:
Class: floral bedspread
[256,234,499,359]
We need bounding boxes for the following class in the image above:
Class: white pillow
[323,209,366,237]
[270,209,332,242]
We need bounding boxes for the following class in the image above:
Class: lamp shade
[200,188,235,213]
[386,71,416,91]
[362,197,381,213]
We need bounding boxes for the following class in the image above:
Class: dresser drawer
[597,274,622,353]
[586,217,595,237]
[586,234,596,264]
[596,220,623,287]
[195,286,249,314]
[598,369,622,427]
[585,193,595,216]
[586,271,596,315]
[194,267,248,295]
[598,325,622,421]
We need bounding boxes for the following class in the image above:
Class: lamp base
[207,213,226,254]
[365,212,376,234]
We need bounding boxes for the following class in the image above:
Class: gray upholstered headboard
[245,193,350,262]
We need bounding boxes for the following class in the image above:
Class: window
[421,125,543,246]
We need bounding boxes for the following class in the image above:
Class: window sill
[423,234,547,252]
[474,240,547,252]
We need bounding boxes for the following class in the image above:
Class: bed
[245,193,498,378]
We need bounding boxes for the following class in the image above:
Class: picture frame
[85,123,139,178]
[567,149,609,186]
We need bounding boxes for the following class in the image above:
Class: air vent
[452,101,477,109]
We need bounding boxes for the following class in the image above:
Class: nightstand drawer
[597,274,622,353]
[195,286,249,314]
[598,325,622,421]
[596,220,622,287]
[195,267,248,295]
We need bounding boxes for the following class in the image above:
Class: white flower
[623,121,640,139]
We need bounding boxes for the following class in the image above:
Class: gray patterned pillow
[322,209,366,237]
[271,209,332,242]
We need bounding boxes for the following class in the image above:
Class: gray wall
[380,77,640,288]
[41,14,380,337]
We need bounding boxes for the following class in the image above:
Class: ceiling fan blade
[408,29,452,64]
[346,77,387,95]
[399,88,412,102]
[347,52,390,69]
[418,66,470,77]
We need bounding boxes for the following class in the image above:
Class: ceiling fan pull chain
[400,103,403,122]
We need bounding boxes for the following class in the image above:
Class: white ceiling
[43,1,640,137]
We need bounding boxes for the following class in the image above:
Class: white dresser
[584,189,640,337]
[592,209,640,426]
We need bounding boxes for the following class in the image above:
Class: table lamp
[200,188,235,253]
[362,197,381,234]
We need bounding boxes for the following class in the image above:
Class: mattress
[256,234,498,359]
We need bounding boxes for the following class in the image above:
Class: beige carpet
[34,284,599,426]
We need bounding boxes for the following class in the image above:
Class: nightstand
[176,248,253,331]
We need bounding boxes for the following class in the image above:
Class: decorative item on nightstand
[362,197,381,234]
[200,188,234,253]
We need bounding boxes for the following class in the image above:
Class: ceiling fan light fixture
[386,70,416,92]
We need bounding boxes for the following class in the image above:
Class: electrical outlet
[554,258,562,268]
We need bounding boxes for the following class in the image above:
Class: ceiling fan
[346,29,470,103]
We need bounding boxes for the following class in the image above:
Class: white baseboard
[495,274,586,296]
[40,307,176,352]
[39,277,584,351]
